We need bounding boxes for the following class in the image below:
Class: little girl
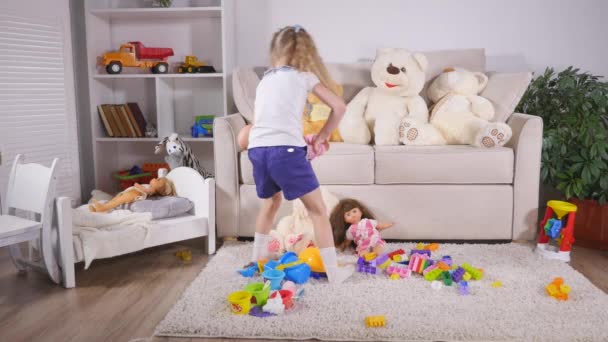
[247,25,352,284]
[330,199,393,256]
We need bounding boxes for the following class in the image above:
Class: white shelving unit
[84,0,234,193]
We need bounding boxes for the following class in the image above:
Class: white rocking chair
[0,154,61,284]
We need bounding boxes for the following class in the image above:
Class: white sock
[320,247,354,284]
[252,232,272,262]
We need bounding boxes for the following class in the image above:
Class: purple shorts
[248,146,319,201]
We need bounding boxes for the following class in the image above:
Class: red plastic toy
[536,200,578,262]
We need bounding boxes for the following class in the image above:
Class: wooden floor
[0,241,607,342]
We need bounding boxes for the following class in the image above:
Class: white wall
[235,0,608,76]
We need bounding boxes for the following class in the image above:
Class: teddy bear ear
[412,53,428,72]
[474,72,489,92]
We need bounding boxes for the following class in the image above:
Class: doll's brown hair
[329,198,376,247]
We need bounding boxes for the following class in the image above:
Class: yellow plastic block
[392,255,402,262]
[390,273,400,280]
[463,272,472,281]
[416,243,425,250]
[175,249,192,262]
[546,284,559,297]
[560,284,571,294]
[364,252,377,262]
[378,259,392,270]
[491,281,503,288]
[365,315,386,328]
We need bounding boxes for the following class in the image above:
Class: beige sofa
[214,49,542,241]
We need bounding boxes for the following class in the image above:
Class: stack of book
[98,103,148,138]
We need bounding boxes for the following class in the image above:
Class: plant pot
[570,198,608,250]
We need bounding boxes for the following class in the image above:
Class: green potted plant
[517,67,608,249]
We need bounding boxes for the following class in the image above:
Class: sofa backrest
[233,49,486,122]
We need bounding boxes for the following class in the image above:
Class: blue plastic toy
[238,262,258,277]
[310,272,327,279]
[264,260,279,271]
[276,252,311,284]
[459,281,469,295]
[191,124,212,138]
[129,165,143,175]
[544,218,563,239]
[262,269,285,290]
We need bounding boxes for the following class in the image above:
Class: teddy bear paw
[476,123,512,148]
[398,119,421,145]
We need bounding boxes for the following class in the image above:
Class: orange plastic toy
[546,277,571,301]
[298,247,326,273]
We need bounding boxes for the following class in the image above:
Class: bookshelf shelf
[92,73,224,79]
[86,0,234,192]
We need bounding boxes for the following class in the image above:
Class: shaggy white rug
[155,242,608,341]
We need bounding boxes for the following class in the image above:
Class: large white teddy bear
[339,48,429,145]
[267,187,339,257]
[399,67,512,148]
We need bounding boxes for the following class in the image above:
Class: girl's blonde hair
[270,26,340,95]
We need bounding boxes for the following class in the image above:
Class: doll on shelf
[329,198,394,256]
[89,177,176,213]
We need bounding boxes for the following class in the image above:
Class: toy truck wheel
[187,66,195,73]
[106,61,122,74]
[153,62,169,74]
[178,66,185,73]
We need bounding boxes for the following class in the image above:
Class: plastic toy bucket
[264,260,279,271]
[227,291,252,315]
[285,263,311,284]
[278,252,299,264]
[262,269,285,290]
[270,289,294,310]
[244,282,270,307]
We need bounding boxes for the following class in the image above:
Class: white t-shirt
[248,66,320,149]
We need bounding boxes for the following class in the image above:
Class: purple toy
[357,257,366,266]
[310,272,327,279]
[410,249,431,258]
[370,254,389,267]
[459,281,469,295]
[356,264,377,274]
[441,255,453,266]
[452,266,465,283]
[249,306,276,318]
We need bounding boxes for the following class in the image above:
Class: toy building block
[410,249,431,258]
[388,249,406,259]
[378,259,392,270]
[441,255,453,266]
[422,264,438,275]
[423,243,439,251]
[310,272,327,279]
[370,254,389,267]
[437,261,450,271]
[491,281,503,288]
[547,278,571,301]
[387,265,411,279]
[364,252,378,262]
[175,249,192,262]
[416,242,425,250]
[357,264,378,274]
[459,281,470,295]
[408,254,429,274]
[461,263,484,280]
[392,255,403,262]
[357,257,367,266]
[452,267,465,283]
[424,268,444,281]
[443,276,453,286]
[462,272,472,281]
[365,315,386,328]
[390,273,400,280]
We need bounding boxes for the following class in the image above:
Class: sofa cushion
[374,145,514,184]
[240,143,374,185]
[481,71,533,123]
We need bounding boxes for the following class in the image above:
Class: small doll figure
[89,177,176,213]
[329,199,393,256]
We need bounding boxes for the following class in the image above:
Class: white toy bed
[54,167,215,288]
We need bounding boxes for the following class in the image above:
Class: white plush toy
[267,187,339,257]
[339,48,429,145]
[154,133,213,178]
[399,67,512,148]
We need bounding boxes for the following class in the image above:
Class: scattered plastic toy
[262,293,285,315]
[546,277,571,301]
[238,262,258,277]
[175,249,192,262]
[491,281,503,288]
[365,315,386,327]
[459,281,470,295]
[544,218,563,239]
[364,252,378,262]
[357,264,378,274]
[249,306,276,318]
[461,263,484,280]
[423,243,440,251]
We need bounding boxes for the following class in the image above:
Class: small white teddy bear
[339,48,429,145]
[399,67,512,148]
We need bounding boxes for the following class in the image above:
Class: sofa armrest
[213,114,246,237]
[507,113,543,240]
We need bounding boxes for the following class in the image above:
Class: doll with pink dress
[329,198,393,256]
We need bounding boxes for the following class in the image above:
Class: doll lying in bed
[89,177,176,213]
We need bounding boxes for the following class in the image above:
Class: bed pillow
[129,196,194,220]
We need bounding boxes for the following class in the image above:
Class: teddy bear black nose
[387,63,400,75]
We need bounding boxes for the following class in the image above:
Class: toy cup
[244,282,270,307]
[270,289,294,310]
[227,291,252,315]
[262,269,285,290]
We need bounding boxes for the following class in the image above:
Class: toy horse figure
[155,133,213,178]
